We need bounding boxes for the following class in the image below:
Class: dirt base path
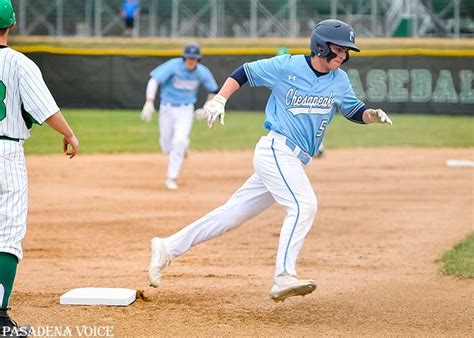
[11,148,473,336]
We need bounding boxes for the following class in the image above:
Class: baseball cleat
[165,178,178,190]
[0,309,31,337]
[269,274,317,302]
[148,237,172,287]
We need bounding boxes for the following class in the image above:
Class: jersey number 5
[316,119,328,137]
[0,81,6,121]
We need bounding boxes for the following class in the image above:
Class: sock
[0,253,18,309]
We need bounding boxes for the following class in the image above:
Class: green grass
[440,233,474,279]
[24,110,473,155]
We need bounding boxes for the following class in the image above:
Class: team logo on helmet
[349,31,355,42]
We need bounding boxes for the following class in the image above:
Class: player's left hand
[369,109,392,125]
[63,134,79,159]
[194,107,207,120]
[140,100,155,122]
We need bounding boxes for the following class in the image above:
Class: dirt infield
[11,148,473,336]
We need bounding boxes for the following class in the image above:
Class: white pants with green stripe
[0,140,27,261]
[164,132,317,277]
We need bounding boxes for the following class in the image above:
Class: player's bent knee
[172,138,189,151]
[299,194,318,219]
[160,141,171,154]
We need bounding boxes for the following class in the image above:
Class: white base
[60,288,136,306]
[446,159,474,168]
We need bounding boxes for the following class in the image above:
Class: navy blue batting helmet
[310,19,360,59]
[182,43,202,59]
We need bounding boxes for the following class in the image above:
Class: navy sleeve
[346,104,366,124]
[230,65,248,87]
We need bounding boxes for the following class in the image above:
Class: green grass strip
[440,233,474,279]
[24,110,473,155]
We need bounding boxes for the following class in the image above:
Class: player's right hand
[141,100,155,122]
[205,94,227,129]
[368,109,392,125]
[63,134,79,159]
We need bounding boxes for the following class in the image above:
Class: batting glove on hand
[140,101,155,122]
[368,109,392,125]
[204,94,227,129]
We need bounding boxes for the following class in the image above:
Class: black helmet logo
[349,31,355,42]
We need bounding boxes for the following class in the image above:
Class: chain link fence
[10,0,474,37]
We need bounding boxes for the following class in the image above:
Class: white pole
[210,0,218,37]
[148,0,155,36]
[56,0,63,36]
[94,0,102,37]
[85,0,92,36]
[454,0,460,37]
[331,0,338,19]
[19,0,26,35]
[171,0,178,37]
[371,0,377,36]
[289,0,297,37]
[250,0,257,37]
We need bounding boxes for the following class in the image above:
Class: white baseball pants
[164,131,317,277]
[0,140,27,260]
[159,103,195,180]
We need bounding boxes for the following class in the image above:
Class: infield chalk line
[446,160,474,168]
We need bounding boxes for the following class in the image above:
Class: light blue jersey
[150,58,218,106]
[243,54,365,157]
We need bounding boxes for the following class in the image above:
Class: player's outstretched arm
[362,109,392,125]
[141,78,158,122]
[45,111,79,159]
[204,77,240,128]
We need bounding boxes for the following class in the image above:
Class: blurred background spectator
[120,0,140,37]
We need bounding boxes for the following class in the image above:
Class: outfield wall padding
[26,53,473,114]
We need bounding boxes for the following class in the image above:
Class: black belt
[0,135,20,142]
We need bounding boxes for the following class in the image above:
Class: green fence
[24,49,473,114]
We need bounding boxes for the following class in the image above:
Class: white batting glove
[140,101,155,122]
[204,94,227,129]
[368,109,392,125]
[194,108,207,120]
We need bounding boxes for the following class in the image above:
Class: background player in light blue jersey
[147,20,392,302]
[141,43,219,190]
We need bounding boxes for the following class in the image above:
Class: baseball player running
[140,43,219,190]
[148,20,392,302]
[0,0,79,333]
